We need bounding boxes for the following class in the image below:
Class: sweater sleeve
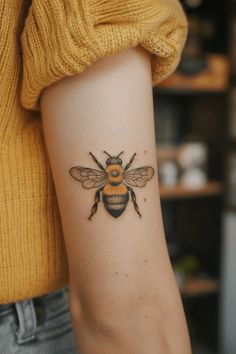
[21,0,188,111]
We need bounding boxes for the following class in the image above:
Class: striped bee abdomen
[102,193,129,218]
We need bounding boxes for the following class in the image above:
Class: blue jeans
[0,287,78,353]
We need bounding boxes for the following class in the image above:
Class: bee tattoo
[69,151,154,220]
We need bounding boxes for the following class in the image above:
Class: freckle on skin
[115,272,118,275]
[125,274,129,277]
[144,150,147,154]
[144,258,148,263]
[144,198,147,202]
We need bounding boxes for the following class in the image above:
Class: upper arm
[40,47,190,354]
[41,47,166,293]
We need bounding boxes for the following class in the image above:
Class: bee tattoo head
[69,151,154,220]
[104,151,123,166]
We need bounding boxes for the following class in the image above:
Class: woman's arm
[41,47,191,354]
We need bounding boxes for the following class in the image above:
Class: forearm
[41,47,191,354]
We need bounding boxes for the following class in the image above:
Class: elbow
[68,288,190,354]
[69,290,125,343]
[69,287,161,347]
[70,295,190,354]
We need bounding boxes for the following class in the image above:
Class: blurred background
[154,0,236,353]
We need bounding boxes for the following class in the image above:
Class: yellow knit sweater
[0,0,187,304]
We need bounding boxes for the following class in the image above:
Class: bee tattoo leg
[127,186,141,218]
[88,187,104,220]
[89,152,105,171]
[124,153,137,171]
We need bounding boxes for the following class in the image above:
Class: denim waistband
[0,288,68,315]
[0,287,69,344]
[0,303,14,317]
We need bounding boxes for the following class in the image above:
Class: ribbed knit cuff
[21,0,187,111]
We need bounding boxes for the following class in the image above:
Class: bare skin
[41,47,192,354]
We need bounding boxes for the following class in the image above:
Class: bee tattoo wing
[69,167,108,189]
[123,166,154,187]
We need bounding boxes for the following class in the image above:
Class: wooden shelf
[181,277,219,298]
[154,87,227,97]
[160,181,223,201]
[153,54,229,93]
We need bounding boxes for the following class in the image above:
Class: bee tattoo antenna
[116,151,124,158]
[103,151,112,158]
